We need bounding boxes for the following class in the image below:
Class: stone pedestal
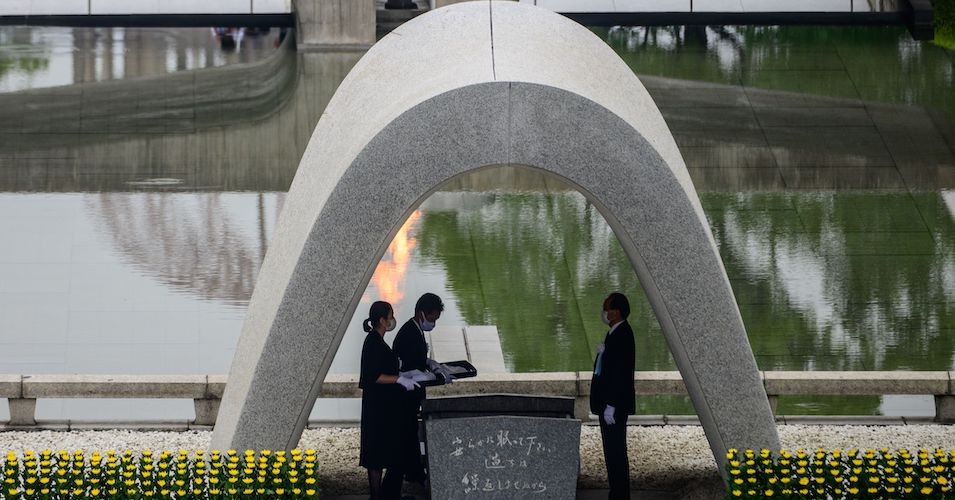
[194,399,221,427]
[426,415,580,499]
[8,398,37,426]
[935,395,955,423]
[293,0,375,51]
[574,396,592,422]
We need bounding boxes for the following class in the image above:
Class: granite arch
[211,1,779,467]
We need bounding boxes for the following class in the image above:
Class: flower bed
[726,448,954,499]
[2,448,320,499]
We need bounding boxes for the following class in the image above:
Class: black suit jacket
[393,318,428,372]
[392,318,429,401]
[589,320,636,415]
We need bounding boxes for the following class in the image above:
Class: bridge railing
[2,371,953,427]
[0,0,289,16]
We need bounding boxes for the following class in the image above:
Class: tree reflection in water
[87,192,284,306]
[414,169,955,415]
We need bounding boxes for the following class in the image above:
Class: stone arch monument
[211,0,780,466]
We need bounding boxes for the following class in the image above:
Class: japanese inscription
[426,416,581,499]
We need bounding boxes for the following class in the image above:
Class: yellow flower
[921,487,934,495]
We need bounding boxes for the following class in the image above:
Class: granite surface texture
[212,0,779,467]
[425,416,581,499]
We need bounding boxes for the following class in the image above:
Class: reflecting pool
[0,24,952,419]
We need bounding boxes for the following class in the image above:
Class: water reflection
[87,192,284,305]
[370,211,422,305]
[0,25,954,419]
[0,26,283,91]
[414,176,955,374]
[602,25,955,118]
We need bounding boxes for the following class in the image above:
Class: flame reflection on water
[367,210,422,306]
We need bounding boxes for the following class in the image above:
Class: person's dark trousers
[401,394,427,484]
[381,465,404,500]
[599,414,630,500]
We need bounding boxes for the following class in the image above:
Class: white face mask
[419,318,435,332]
[601,310,611,326]
[386,318,397,332]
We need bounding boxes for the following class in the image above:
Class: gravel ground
[1,425,954,497]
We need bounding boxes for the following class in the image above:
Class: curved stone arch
[211,1,779,467]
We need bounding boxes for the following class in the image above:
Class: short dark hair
[415,293,444,315]
[606,292,630,318]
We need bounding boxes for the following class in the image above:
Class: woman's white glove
[603,405,616,425]
[427,359,454,382]
[396,376,420,391]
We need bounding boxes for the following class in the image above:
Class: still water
[0,24,952,419]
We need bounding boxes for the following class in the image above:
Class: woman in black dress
[359,300,420,500]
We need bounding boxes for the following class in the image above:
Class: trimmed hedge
[726,448,955,499]
[936,0,955,50]
[2,449,320,499]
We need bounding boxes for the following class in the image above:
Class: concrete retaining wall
[3,371,954,428]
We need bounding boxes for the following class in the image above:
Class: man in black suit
[391,293,450,491]
[590,292,636,500]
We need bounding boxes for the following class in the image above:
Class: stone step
[426,325,506,374]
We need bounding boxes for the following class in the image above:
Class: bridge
[0,0,935,49]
